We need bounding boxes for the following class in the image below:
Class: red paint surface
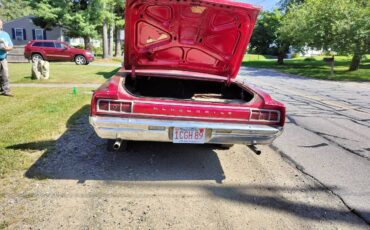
[24,40,94,62]
[124,0,260,80]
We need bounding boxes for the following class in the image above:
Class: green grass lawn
[9,62,120,84]
[94,55,123,64]
[243,54,370,82]
[0,87,92,177]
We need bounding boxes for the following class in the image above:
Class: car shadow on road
[9,106,225,183]
[202,184,369,226]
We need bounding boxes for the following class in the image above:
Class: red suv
[24,40,94,65]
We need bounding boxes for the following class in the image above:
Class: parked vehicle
[90,0,286,151]
[24,40,94,65]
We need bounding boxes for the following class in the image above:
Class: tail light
[250,109,280,123]
[97,100,132,113]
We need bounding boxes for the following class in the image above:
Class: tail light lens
[97,100,132,113]
[250,110,280,123]
[109,101,121,112]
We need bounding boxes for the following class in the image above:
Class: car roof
[31,40,63,43]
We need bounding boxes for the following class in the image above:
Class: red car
[24,40,94,65]
[90,0,285,151]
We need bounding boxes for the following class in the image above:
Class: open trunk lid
[124,0,261,82]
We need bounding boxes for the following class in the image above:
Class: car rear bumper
[89,116,283,145]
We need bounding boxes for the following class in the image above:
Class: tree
[280,0,370,71]
[249,11,278,55]
[114,0,125,57]
[279,0,305,12]
[30,0,126,57]
[98,0,118,58]
[0,0,33,21]
[30,0,102,49]
[249,10,290,64]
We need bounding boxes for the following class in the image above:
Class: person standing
[0,18,14,97]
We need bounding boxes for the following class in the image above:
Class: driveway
[239,67,370,224]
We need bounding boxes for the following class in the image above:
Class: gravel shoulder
[0,112,368,229]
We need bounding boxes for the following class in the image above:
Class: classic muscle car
[90,0,286,151]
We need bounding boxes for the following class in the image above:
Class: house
[4,16,101,48]
[3,16,101,62]
[3,16,66,46]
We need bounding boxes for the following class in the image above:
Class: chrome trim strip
[89,116,283,145]
[96,99,251,122]
[96,99,281,123]
[98,98,251,110]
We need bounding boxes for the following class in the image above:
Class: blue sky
[237,0,280,11]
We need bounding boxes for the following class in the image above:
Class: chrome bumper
[89,116,283,145]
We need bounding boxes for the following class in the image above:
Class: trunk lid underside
[124,0,260,80]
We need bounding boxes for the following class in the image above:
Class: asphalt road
[240,67,370,224]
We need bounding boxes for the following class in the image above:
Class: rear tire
[31,53,44,62]
[75,55,87,65]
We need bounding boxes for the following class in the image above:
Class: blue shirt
[0,31,13,59]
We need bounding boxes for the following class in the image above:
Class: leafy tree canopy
[29,0,125,40]
[279,0,370,70]
[279,0,304,12]
[249,10,282,55]
[0,0,33,21]
[250,10,290,64]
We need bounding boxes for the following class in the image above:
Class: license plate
[173,128,206,144]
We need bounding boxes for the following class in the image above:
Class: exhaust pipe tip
[113,139,122,151]
[248,145,262,155]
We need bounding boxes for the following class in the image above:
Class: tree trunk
[102,20,109,59]
[108,23,114,58]
[114,27,122,57]
[277,53,285,65]
[83,37,92,51]
[349,53,362,71]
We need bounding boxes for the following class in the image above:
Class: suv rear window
[32,42,43,47]
[32,42,55,48]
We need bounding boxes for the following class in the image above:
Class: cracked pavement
[240,67,370,224]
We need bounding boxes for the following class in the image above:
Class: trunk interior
[123,75,254,104]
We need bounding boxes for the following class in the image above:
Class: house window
[15,28,24,40]
[35,29,44,40]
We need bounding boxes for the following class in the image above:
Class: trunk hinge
[226,75,232,86]
[131,64,136,80]
[131,55,137,80]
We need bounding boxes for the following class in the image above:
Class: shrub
[304,57,316,61]
[291,53,300,59]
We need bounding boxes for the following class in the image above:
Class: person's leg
[0,61,4,94]
[0,59,11,95]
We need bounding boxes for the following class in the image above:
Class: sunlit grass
[0,87,92,177]
[9,62,119,84]
[243,54,370,81]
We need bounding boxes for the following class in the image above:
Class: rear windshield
[32,42,55,48]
